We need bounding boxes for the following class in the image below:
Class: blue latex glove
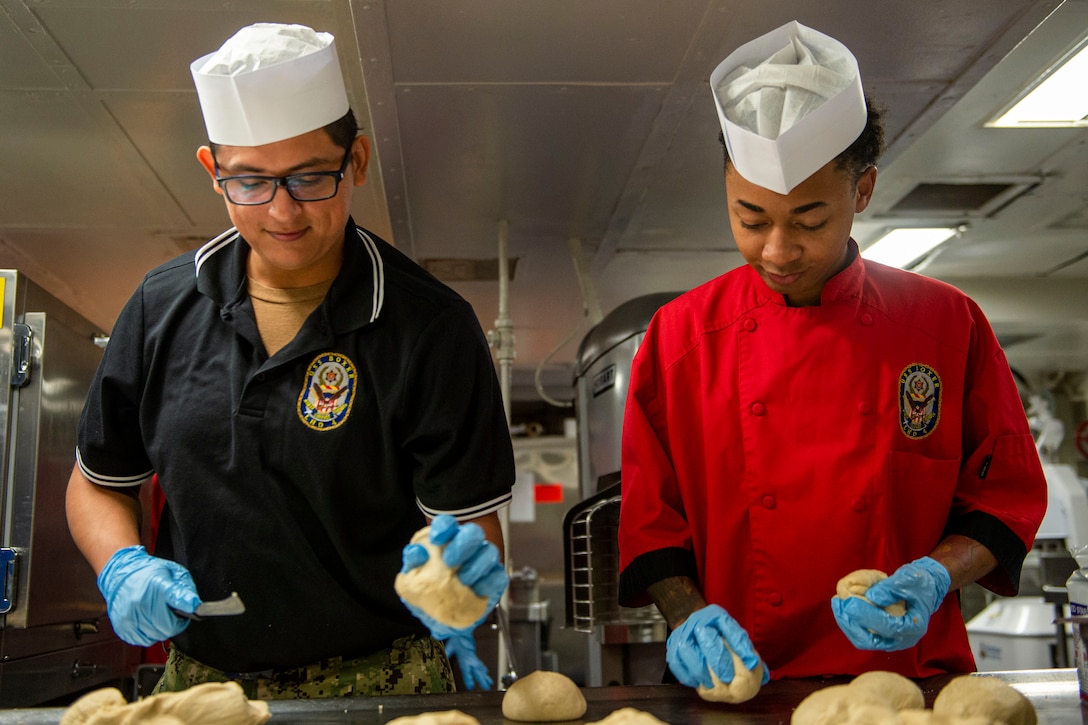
[831,556,952,651]
[97,545,202,647]
[443,632,493,691]
[400,515,509,690]
[665,604,770,690]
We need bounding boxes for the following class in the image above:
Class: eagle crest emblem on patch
[899,363,941,439]
[298,353,357,430]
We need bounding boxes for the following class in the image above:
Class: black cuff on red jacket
[945,510,1028,597]
[618,547,699,608]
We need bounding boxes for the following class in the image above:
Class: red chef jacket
[618,244,1047,679]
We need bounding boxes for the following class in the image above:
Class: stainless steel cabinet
[0,271,132,706]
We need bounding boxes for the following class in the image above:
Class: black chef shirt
[77,220,515,671]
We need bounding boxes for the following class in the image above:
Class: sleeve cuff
[416,491,512,521]
[945,510,1029,596]
[618,547,698,608]
[76,447,153,489]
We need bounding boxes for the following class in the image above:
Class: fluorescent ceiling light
[988,39,1088,127]
[861,228,958,269]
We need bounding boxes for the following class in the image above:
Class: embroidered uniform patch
[899,363,941,439]
[298,353,357,430]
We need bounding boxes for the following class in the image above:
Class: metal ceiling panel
[32,3,342,91]
[0,5,63,90]
[0,228,179,331]
[102,91,223,225]
[923,233,1088,278]
[1052,205,1088,231]
[0,0,1082,383]
[597,249,744,314]
[1005,329,1088,372]
[0,91,180,228]
[395,83,665,257]
[385,0,710,84]
[606,97,729,253]
[1052,255,1088,278]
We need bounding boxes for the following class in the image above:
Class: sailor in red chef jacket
[617,20,1047,686]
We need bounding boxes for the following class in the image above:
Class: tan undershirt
[247,277,334,356]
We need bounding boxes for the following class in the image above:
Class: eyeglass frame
[213,148,353,206]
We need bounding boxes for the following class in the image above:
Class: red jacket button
[859,313,874,326]
[769,592,783,606]
[743,318,757,332]
[762,495,776,509]
[857,401,872,415]
[751,402,766,416]
[853,498,866,512]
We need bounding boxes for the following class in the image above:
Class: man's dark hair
[718,97,885,185]
[209,108,359,155]
[322,108,359,152]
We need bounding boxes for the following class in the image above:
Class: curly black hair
[719,96,885,186]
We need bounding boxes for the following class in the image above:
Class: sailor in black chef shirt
[65,22,514,699]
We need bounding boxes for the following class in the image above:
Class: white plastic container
[1067,546,1088,701]
[965,597,1062,671]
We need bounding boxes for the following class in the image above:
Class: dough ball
[893,711,946,724]
[849,671,925,711]
[502,670,587,721]
[845,704,904,724]
[836,569,907,617]
[133,681,269,725]
[932,675,1037,725]
[895,712,997,725]
[791,684,897,725]
[585,708,669,725]
[696,649,764,703]
[387,711,481,725]
[61,688,128,725]
[64,682,269,725]
[394,526,489,629]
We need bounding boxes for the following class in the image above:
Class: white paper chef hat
[191,23,350,147]
[710,21,867,194]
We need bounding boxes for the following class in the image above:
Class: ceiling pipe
[491,218,517,690]
[494,219,515,425]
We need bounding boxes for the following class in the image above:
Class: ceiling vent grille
[883,177,1043,218]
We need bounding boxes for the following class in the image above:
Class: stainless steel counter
[0,669,1083,724]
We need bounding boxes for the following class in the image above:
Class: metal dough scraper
[174,591,246,620]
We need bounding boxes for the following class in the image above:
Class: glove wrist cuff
[916,556,952,598]
[97,545,149,596]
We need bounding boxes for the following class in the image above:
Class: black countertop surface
[0,669,1083,724]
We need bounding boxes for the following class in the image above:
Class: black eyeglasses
[214,149,352,205]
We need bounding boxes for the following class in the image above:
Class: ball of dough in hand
[387,711,482,725]
[836,569,907,617]
[932,675,1037,725]
[696,648,764,703]
[849,671,924,711]
[502,670,587,722]
[395,526,489,629]
[585,708,669,725]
